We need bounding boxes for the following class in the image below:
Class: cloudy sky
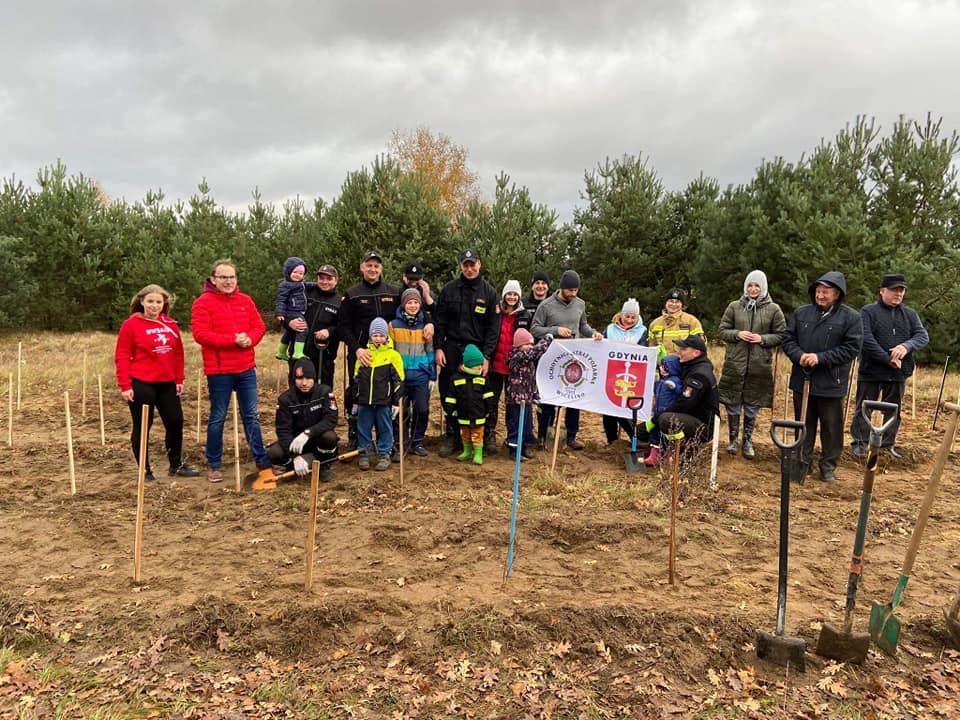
[3,1,959,221]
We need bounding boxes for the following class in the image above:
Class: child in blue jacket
[644,355,682,466]
[275,256,316,360]
[389,288,436,456]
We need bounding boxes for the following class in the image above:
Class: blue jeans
[358,405,393,455]
[505,402,535,449]
[206,368,268,468]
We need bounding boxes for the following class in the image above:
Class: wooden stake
[134,404,148,583]
[709,415,720,491]
[276,364,282,395]
[304,460,320,591]
[16,341,21,411]
[7,372,12,448]
[81,351,88,417]
[911,372,917,420]
[233,391,242,492]
[550,407,565,474]
[196,368,202,445]
[97,374,105,445]
[782,374,790,421]
[398,401,405,490]
[65,391,77,495]
[669,435,681,585]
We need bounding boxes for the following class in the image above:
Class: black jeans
[849,380,904,449]
[793,393,843,475]
[128,378,184,472]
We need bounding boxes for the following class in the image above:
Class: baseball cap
[459,248,481,264]
[673,336,707,353]
[316,264,338,278]
[362,251,383,263]
[404,263,423,280]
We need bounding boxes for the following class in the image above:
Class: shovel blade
[815,623,870,664]
[944,609,960,649]
[624,451,646,474]
[869,600,901,656]
[755,629,806,672]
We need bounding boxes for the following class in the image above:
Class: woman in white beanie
[717,270,786,459]
[487,280,532,453]
[602,298,648,443]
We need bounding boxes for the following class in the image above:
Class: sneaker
[851,444,866,459]
[887,446,903,459]
[439,438,460,457]
[207,468,223,483]
[521,445,534,460]
[411,444,429,457]
[144,471,157,483]
[358,453,371,471]
[566,438,585,451]
[391,448,401,463]
[375,454,391,471]
[168,463,200,478]
[319,464,334,482]
[820,469,838,483]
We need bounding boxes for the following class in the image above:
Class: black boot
[742,416,756,460]
[483,426,498,455]
[167,451,200,477]
[439,415,461,457]
[726,414,740,455]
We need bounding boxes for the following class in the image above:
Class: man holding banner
[530,270,605,450]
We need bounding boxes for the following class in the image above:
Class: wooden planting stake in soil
[232,391,242,492]
[16,341,21,411]
[709,415,720,490]
[134,404,149,583]
[550,406,565,474]
[81,351,87,417]
[65,391,77,495]
[97,374,105,445]
[196,368,202,444]
[304,460,320,591]
[7,372,12,447]
[911,372,917,420]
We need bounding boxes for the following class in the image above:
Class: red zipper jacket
[191,279,266,376]
[115,313,185,391]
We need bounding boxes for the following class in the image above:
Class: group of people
[114,250,929,489]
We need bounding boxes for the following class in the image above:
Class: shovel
[944,592,960,649]
[624,396,646,474]
[870,401,960,655]
[756,418,807,672]
[816,400,899,663]
[243,449,360,492]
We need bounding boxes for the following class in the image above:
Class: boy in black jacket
[442,344,495,465]
[267,358,339,482]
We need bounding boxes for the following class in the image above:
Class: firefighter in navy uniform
[267,357,340,481]
[652,335,720,454]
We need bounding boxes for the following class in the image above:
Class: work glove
[391,406,400,421]
[289,431,310,454]
[644,419,656,432]
[293,455,310,477]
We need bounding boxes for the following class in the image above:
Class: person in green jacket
[717,270,786,459]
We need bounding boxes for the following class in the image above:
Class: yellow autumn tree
[388,126,482,220]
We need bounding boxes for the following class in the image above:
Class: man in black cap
[652,335,720,446]
[338,251,399,451]
[286,263,341,389]
[530,269,604,450]
[433,248,501,456]
[400,262,436,323]
[849,273,928,458]
[782,271,863,482]
[267,357,340,482]
[525,270,551,314]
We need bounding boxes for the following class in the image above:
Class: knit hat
[531,270,550,285]
[743,270,768,300]
[620,298,640,316]
[293,357,316,381]
[513,328,534,347]
[369,317,389,339]
[462,344,484,368]
[401,287,421,308]
[559,270,581,290]
[665,287,686,303]
[502,280,522,298]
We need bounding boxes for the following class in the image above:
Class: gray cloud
[2,1,958,220]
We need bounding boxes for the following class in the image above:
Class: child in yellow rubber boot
[442,344,493,465]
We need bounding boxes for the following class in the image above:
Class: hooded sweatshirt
[115,313,185,391]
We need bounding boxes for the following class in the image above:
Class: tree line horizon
[0,114,957,362]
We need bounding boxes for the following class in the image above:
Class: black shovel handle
[770,419,805,451]
[627,396,644,452]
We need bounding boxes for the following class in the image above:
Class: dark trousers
[849,380,904,449]
[602,414,634,443]
[506,402,536,448]
[538,404,580,441]
[439,344,465,437]
[266,429,338,467]
[401,383,431,447]
[127,378,184,472]
[486,371,506,435]
[657,412,707,443]
[793,393,844,475]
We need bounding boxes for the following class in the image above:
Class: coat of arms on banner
[605,358,647,409]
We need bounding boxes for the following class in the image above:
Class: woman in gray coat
[717,270,786,458]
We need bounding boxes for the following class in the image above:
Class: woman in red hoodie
[115,284,200,482]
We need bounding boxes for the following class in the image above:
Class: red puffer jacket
[191,279,266,375]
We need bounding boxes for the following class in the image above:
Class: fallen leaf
[396,577,406,587]
[548,640,571,658]
[333,498,348,506]
[428,553,447,561]
[248,538,264,544]
[331,648,350,660]
[489,640,502,656]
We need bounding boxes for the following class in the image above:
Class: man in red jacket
[191,259,272,484]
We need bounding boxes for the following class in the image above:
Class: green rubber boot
[457,442,473,462]
[292,341,306,359]
[275,342,290,360]
[472,444,483,465]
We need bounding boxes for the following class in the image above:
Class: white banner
[536,340,658,419]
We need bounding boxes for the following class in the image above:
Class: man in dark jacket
[399,262,437,323]
[267,358,339,482]
[849,274,928,458]
[287,264,341,389]
[525,270,551,314]
[654,335,720,446]
[782,271,863,482]
[337,251,399,451]
[434,248,501,456]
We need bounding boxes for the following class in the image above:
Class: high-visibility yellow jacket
[647,310,704,356]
